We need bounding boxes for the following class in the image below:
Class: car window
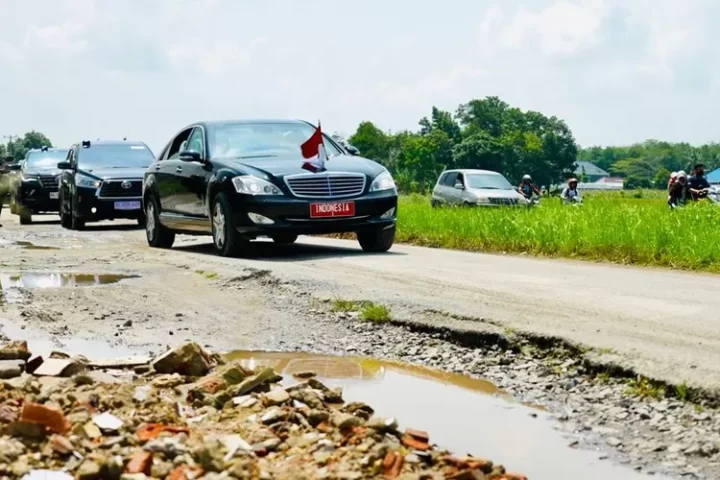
[465,173,514,190]
[208,122,343,159]
[438,173,448,186]
[77,144,154,169]
[25,150,67,169]
[185,127,205,156]
[166,128,194,160]
[443,172,458,186]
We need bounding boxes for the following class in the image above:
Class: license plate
[49,192,59,199]
[114,201,141,211]
[310,201,355,218]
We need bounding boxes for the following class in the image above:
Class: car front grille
[284,173,366,198]
[98,180,142,198]
[489,197,520,206]
[39,175,59,191]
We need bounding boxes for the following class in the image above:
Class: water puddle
[227,350,663,480]
[15,241,59,250]
[0,272,138,290]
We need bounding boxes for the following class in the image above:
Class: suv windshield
[208,122,342,159]
[466,173,514,190]
[25,151,67,169]
[77,145,154,169]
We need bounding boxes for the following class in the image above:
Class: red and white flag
[300,122,328,173]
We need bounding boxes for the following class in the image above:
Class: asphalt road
[1,209,719,390]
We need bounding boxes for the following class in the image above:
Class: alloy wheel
[213,202,226,248]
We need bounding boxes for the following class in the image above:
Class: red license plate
[310,201,355,218]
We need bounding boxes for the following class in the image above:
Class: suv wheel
[357,225,396,253]
[18,207,32,225]
[145,196,174,248]
[272,234,298,245]
[60,196,72,229]
[211,192,246,257]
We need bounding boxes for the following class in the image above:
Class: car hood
[217,154,385,178]
[24,167,62,176]
[80,167,147,180]
[467,188,524,199]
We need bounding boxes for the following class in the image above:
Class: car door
[444,172,459,205]
[433,173,447,204]
[155,128,193,215]
[177,126,213,218]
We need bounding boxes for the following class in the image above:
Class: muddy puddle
[227,350,663,480]
[0,272,138,296]
[0,239,59,250]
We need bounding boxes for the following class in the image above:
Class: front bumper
[230,190,398,237]
[76,187,143,221]
[18,182,59,212]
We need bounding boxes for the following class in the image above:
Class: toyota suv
[57,140,154,230]
[7,147,67,224]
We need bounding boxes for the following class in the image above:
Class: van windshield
[466,174,514,190]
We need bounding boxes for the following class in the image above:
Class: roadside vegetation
[394,193,720,272]
[330,298,392,323]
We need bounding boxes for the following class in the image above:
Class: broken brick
[405,428,430,442]
[402,434,430,451]
[20,402,69,434]
[125,451,153,475]
[50,434,75,454]
[136,424,189,442]
[383,451,404,478]
[0,340,31,361]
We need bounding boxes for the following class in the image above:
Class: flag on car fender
[301,122,328,173]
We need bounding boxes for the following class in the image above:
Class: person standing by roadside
[687,163,710,201]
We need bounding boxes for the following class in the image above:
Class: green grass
[394,193,720,272]
[625,376,666,399]
[330,298,391,323]
[195,270,219,280]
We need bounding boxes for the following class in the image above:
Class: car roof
[27,147,67,153]
[72,140,148,147]
[443,169,503,175]
[195,119,312,128]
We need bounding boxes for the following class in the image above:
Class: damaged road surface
[0,211,716,478]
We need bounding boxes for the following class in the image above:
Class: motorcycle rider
[687,163,710,201]
[561,178,582,204]
[668,170,688,209]
[518,174,541,201]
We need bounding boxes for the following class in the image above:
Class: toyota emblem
[121,181,132,189]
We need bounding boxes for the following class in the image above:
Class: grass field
[392,191,720,272]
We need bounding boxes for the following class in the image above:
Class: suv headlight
[475,197,491,205]
[370,170,396,192]
[232,175,282,196]
[76,174,101,188]
[21,174,38,182]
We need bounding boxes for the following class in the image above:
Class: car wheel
[18,207,32,225]
[211,192,246,257]
[431,199,439,209]
[357,225,396,253]
[145,196,175,248]
[59,196,72,229]
[272,234,298,245]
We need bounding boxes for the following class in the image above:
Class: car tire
[357,225,395,253]
[145,195,175,249]
[211,192,246,257]
[18,207,32,225]
[431,199,439,209]
[272,234,298,245]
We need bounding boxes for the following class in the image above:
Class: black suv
[142,119,398,257]
[7,147,67,224]
[57,140,154,230]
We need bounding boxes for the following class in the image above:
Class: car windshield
[208,122,343,159]
[77,144,154,169]
[466,173,514,190]
[25,151,67,169]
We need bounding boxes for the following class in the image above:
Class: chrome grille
[489,197,519,206]
[39,175,59,191]
[98,180,142,198]
[284,173,366,198]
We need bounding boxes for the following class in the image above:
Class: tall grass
[396,194,720,272]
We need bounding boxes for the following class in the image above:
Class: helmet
[670,172,678,179]
[677,170,687,179]
[522,174,531,181]
[568,177,578,184]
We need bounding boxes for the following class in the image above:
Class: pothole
[0,272,138,290]
[15,241,60,250]
[226,350,660,480]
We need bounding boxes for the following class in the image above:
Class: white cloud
[24,22,88,51]
[168,37,269,75]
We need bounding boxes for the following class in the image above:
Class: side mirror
[7,163,21,171]
[57,162,73,170]
[454,182,465,190]
[346,145,360,156]
[179,150,202,162]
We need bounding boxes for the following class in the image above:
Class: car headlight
[232,175,283,195]
[21,174,38,182]
[370,170,396,192]
[76,174,102,188]
[475,197,491,205]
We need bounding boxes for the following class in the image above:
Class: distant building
[574,161,610,182]
[707,168,720,185]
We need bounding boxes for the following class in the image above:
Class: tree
[6,131,54,161]
[348,122,390,164]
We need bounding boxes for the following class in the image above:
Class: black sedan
[142,119,398,257]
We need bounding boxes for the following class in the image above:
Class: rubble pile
[0,341,527,480]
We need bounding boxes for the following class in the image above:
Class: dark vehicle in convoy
[142,119,398,257]
[6,147,67,224]
[57,140,154,230]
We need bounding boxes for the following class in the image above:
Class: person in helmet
[518,174,541,201]
[669,170,688,208]
[561,178,582,204]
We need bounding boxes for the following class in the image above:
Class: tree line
[0,131,54,162]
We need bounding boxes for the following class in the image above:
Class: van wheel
[357,225,395,253]
[145,196,174,248]
[211,192,247,257]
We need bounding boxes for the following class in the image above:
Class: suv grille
[39,175,59,191]
[284,173,366,198]
[99,180,142,198]
[489,197,520,206]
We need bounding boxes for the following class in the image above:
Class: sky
[0,0,718,155]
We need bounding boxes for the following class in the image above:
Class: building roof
[595,176,624,184]
[707,168,720,184]
[574,161,609,177]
